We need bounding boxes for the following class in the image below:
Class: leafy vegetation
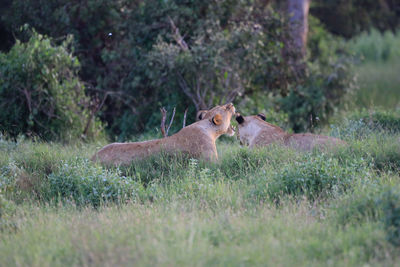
[0,29,101,141]
[0,0,357,138]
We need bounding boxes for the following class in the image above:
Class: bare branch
[207,91,215,108]
[83,92,110,137]
[86,87,139,115]
[160,107,167,137]
[167,16,188,51]
[19,88,32,113]
[182,108,188,128]
[177,73,200,111]
[166,107,176,136]
[195,77,202,103]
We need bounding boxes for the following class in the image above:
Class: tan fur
[196,108,235,137]
[236,115,346,151]
[92,103,236,166]
[196,110,208,121]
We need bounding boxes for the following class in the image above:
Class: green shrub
[0,28,101,141]
[47,159,145,207]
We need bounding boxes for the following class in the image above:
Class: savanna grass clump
[47,159,146,207]
[334,183,400,247]
[249,151,371,202]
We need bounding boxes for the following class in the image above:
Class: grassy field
[1,111,400,266]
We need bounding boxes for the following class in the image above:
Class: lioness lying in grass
[92,103,236,166]
[235,113,346,151]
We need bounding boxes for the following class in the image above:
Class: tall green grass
[347,29,400,110]
[353,61,400,110]
[348,29,400,63]
[1,117,400,266]
[1,201,396,267]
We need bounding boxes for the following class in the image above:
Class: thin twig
[166,107,176,136]
[160,107,167,137]
[182,108,188,128]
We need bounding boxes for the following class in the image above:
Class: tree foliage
[0,0,358,137]
[0,29,100,141]
[311,0,400,38]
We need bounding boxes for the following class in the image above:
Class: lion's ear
[236,114,244,124]
[197,110,208,121]
[212,114,223,125]
[257,113,266,121]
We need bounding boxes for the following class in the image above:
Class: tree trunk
[287,0,311,58]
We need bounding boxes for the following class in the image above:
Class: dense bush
[0,29,101,141]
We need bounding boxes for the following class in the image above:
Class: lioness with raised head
[235,113,346,151]
[92,103,236,166]
[196,109,235,136]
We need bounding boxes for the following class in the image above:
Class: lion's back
[285,133,346,151]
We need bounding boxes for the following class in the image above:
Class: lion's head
[235,113,272,145]
[196,103,236,137]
